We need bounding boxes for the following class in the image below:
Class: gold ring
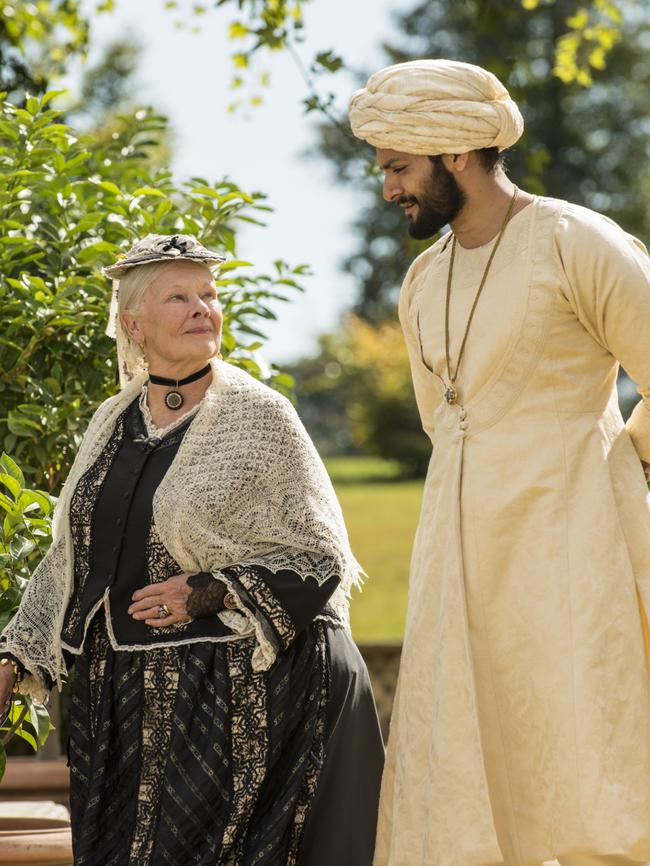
[157,603,170,619]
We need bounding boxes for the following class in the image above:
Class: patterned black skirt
[68,610,383,866]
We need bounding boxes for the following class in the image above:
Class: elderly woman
[0,234,384,866]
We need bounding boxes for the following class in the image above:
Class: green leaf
[273,373,295,389]
[190,186,222,199]
[0,586,21,613]
[25,96,40,116]
[74,212,104,233]
[9,725,37,751]
[0,492,15,515]
[2,701,27,728]
[3,512,19,536]
[23,698,54,746]
[229,22,248,39]
[133,187,166,198]
[7,412,42,436]
[76,240,119,264]
[40,91,68,108]
[96,181,122,196]
[18,490,52,515]
[10,536,35,560]
[313,51,344,73]
[0,454,25,488]
[0,473,21,499]
[217,260,252,271]
[64,152,91,172]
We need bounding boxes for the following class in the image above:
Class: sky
[72,0,414,364]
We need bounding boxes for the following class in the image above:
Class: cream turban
[348,59,524,156]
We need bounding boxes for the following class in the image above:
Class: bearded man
[349,59,650,866]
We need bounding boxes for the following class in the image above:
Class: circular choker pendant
[149,363,212,412]
[164,390,184,411]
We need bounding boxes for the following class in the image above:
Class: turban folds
[348,59,524,156]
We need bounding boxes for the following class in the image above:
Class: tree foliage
[0,0,90,98]
[0,452,55,779]
[175,0,626,111]
[289,317,431,477]
[0,0,626,110]
[526,0,623,86]
[0,453,53,633]
[0,92,305,491]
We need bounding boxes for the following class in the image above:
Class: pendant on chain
[441,186,519,415]
[444,384,457,405]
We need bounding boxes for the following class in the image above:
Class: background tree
[293,317,430,477]
[0,0,90,99]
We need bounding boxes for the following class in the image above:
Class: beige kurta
[376,196,650,866]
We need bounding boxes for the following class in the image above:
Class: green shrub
[0,452,55,779]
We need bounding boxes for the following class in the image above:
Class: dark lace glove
[186,572,229,618]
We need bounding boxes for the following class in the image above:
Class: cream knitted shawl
[0,359,362,702]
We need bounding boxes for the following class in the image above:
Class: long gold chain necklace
[442,186,519,405]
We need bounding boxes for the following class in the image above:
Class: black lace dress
[61,398,384,866]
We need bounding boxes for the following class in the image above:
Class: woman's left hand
[129,572,195,627]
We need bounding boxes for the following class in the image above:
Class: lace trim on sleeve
[211,571,278,672]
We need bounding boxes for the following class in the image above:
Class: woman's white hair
[118,261,172,317]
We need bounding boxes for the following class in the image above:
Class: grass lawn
[325,458,424,642]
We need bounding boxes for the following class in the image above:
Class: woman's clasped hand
[127,571,228,626]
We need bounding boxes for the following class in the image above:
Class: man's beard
[399,159,466,240]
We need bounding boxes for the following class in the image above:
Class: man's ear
[441,152,470,174]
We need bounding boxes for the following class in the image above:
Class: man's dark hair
[476,147,504,173]
[428,147,504,174]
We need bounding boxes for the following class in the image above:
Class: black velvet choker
[148,363,211,411]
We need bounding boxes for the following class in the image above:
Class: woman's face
[122,261,223,374]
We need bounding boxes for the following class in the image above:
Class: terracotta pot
[0,816,73,865]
